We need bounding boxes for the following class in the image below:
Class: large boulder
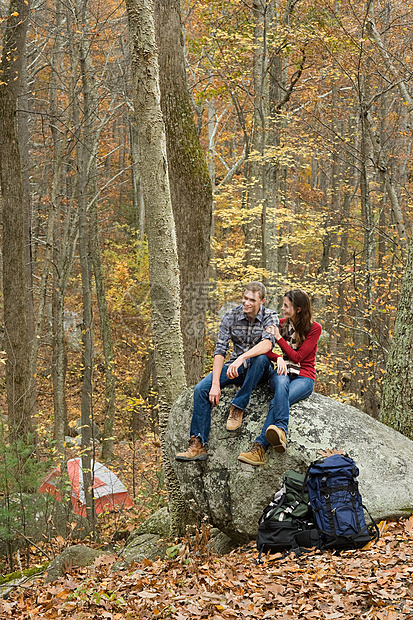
[166,385,413,542]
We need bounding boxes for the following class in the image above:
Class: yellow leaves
[378,520,390,535]
[362,521,389,550]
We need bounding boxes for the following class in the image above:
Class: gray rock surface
[135,506,171,538]
[114,508,171,569]
[166,385,413,541]
[209,529,238,555]
[45,545,111,583]
[115,533,169,569]
[116,507,237,566]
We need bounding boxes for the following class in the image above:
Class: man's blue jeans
[255,373,314,451]
[190,354,272,445]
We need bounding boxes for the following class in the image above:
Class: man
[176,281,279,462]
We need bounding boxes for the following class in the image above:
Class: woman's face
[282,296,299,321]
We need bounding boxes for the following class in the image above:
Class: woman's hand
[277,357,287,375]
[267,324,281,340]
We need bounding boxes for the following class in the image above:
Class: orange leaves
[2,518,413,620]
[404,516,413,538]
[0,480,413,620]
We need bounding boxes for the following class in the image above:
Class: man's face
[242,289,264,319]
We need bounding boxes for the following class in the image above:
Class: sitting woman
[238,289,322,466]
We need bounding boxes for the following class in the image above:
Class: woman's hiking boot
[266,425,287,453]
[238,442,265,466]
[226,404,243,431]
[175,437,208,462]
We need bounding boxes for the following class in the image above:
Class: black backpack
[256,470,319,559]
[306,454,379,551]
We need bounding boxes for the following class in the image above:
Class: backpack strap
[349,486,362,532]
[320,480,337,537]
[278,500,300,522]
[286,540,304,557]
[362,503,380,543]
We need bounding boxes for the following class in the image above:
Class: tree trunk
[76,0,99,535]
[49,0,71,456]
[357,80,380,417]
[381,235,413,438]
[244,0,270,270]
[365,108,407,253]
[78,14,117,464]
[126,0,188,536]
[0,0,35,440]
[154,0,212,386]
[52,206,78,454]
[91,196,116,462]
[17,55,37,423]
[128,117,145,239]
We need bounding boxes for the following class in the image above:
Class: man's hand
[226,357,244,379]
[277,357,287,375]
[209,383,221,406]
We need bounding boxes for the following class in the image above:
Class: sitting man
[176,281,278,462]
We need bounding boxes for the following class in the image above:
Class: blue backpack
[306,454,379,551]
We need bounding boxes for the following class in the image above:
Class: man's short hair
[244,281,266,300]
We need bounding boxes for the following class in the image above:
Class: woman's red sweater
[266,318,322,380]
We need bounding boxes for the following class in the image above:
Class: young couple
[175,282,322,467]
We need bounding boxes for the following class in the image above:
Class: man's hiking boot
[238,442,265,466]
[266,425,287,453]
[226,404,243,431]
[175,437,208,462]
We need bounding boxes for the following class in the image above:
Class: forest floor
[1,340,412,618]
[0,517,413,619]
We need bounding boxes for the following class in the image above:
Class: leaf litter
[1,518,413,619]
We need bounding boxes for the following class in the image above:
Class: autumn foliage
[1,0,413,612]
[1,519,413,619]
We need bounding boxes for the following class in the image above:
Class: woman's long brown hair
[281,289,313,346]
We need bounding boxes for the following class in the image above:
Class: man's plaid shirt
[214,304,279,365]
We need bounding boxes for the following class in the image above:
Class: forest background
[0,0,413,575]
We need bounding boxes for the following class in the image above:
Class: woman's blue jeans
[255,372,314,451]
[190,354,272,445]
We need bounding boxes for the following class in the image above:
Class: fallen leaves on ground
[2,518,413,620]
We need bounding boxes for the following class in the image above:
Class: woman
[238,289,322,466]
